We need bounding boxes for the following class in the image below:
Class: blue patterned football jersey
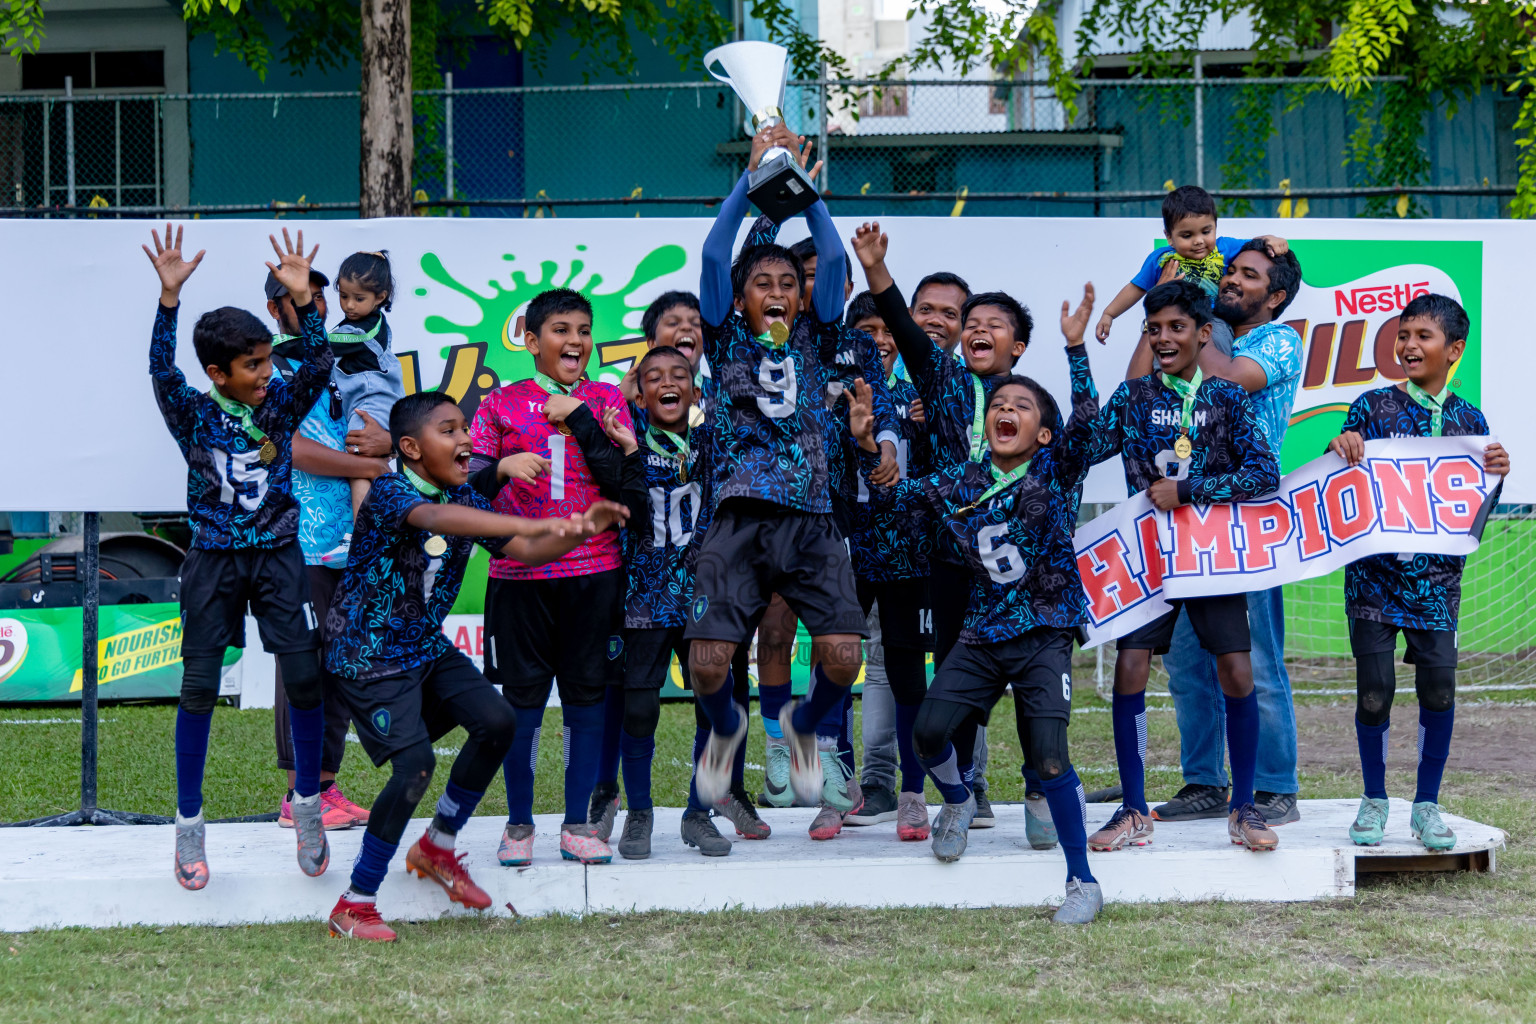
[619,417,718,629]
[699,179,852,514]
[1341,385,1490,632]
[324,472,508,680]
[150,301,333,550]
[866,346,1100,642]
[1079,373,1280,504]
[871,283,1016,478]
[840,377,934,582]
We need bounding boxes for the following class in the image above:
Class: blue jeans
[1163,586,1299,794]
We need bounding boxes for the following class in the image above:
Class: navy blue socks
[174,707,212,819]
[620,726,656,811]
[792,663,845,734]
[1415,706,1454,804]
[561,702,604,826]
[434,779,481,833]
[1356,717,1390,800]
[1224,690,1259,811]
[920,742,970,805]
[1041,769,1095,884]
[287,701,325,799]
[596,686,624,789]
[1112,690,1149,814]
[503,704,544,826]
[349,830,398,897]
[895,701,924,793]
[696,671,741,736]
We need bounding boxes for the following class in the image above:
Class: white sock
[292,792,320,810]
[425,823,455,850]
[343,888,376,904]
[175,810,204,827]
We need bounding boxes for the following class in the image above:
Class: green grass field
[4,689,1535,1023]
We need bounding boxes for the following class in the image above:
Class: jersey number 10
[649,483,703,547]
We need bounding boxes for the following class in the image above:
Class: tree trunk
[360,0,413,217]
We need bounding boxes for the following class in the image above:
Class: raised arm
[1048,285,1104,489]
[143,224,206,422]
[805,198,846,324]
[700,173,752,327]
[501,500,629,566]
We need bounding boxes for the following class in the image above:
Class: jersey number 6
[977,522,1026,584]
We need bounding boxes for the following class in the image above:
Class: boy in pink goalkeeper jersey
[468,287,634,866]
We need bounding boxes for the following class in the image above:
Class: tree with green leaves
[2,0,834,216]
[897,0,1536,216]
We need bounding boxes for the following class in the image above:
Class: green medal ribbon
[207,387,269,446]
[967,376,987,461]
[645,425,690,469]
[532,370,571,396]
[403,465,448,502]
[1160,366,1204,438]
[976,457,1032,506]
[1405,380,1451,438]
[886,372,898,389]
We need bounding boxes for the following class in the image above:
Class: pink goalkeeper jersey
[470,377,633,580]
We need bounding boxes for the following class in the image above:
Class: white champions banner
[1073,436,1502,648]
[0,215,1529,511]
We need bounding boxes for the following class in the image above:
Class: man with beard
[1125,239,1306,828]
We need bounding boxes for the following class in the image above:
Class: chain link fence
[0,77,1517,218]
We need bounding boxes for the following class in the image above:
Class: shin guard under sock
[560,703,604,826]
[1111,690,1149,814]
[920,743,970,805]
[1224,690,1260,811]
[1415,706,1454,805]
[502,705,544,826]
[1356,716,1391,800]
[174,707,213,819]
[1041,768,1095,885]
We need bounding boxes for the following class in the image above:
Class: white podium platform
[1,798,1504,931]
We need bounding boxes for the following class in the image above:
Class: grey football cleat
[930,793,977,863]
[588,781,620,843]
[680,807,732,857]
[290,792,331,877]
[174,812,210,890]
[1053,877,1103,924]
[616,807,653,860]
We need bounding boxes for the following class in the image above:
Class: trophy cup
[704,40,820,221]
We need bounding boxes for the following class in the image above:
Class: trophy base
[748,154,819,222]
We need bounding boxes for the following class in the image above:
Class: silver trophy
[705,40,820,221]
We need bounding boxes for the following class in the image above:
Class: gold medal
[423,535,448,557]
[1174,434,1193,460]
[259,439,277,465]
[768,321,790,346]
[677,460,688,484]
[558,422,573,436]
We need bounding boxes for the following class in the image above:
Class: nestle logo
[1334,282,1430,316]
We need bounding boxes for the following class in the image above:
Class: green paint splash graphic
[418,244,689,384]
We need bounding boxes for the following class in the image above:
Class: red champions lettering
[1238,500,1295,571]
[1076,535,1149,623]
[1135,510,1165,591]
[1371,458,1433,533]
[1333,281,1431,317]
[1430,455,1485,531]
[1170,504,1240,575]
[1322,466,1378,544]
[454,626,473,655]
[1292,481,1330,558]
